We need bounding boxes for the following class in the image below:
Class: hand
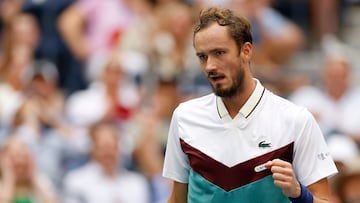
[265,159,301,198]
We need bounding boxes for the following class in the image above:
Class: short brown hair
[193,7,252,50]
[89,121,120,142]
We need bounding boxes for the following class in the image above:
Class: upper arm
[167,181,188,203]
[307,178,331,203]
[58,5,85,33]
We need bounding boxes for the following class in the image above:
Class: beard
[210,67,245,98]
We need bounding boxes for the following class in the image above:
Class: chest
[179,114,295,167]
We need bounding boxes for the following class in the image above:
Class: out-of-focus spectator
[20,60,66,132]
[58,0,127,62]
[0,13,39,81]
[289,41,360,143]
[0,0,21,67]
[273,0,350,46]
[0,13,40,130]
[0,0,23,27]
[65,53,140,128]
[150,1,197,81]
[229,0,304,69]
[120,1,209,98]
[62,121,150,203]
[126,79,179,203]
[8,59,90,189]
[57,0,152,82]
[331,155,360,203]
[0,0,23,55]
[21,0,88,95]
[0,136,58,203]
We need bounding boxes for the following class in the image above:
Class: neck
[222,78,256,118]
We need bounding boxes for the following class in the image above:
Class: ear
[241,42,252,62]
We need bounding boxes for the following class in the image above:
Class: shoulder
[265,90,303,111]
[117,170,150,191]
[346,87,360,102]
[288,86,325,105]
[264,89,313,122]
[175,93,215,114]
[171,94,218,125]
[63,163,96,186]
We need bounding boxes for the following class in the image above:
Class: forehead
[194,23,235,52]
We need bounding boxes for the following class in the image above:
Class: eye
[215,50,225,56]
[197,54,207,61]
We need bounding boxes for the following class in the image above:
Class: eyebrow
[196,47,227,55]
[196,52,205,56]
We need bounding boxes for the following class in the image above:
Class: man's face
[92,126,119,169]
[194,23,245,98]
[323,59,349,100]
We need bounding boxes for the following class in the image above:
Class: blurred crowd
[0,0,360,202]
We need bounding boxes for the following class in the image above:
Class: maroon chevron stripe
[180,139,294,191]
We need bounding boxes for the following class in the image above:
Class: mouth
[208,74,226,83]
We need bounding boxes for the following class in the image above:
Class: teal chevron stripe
[188,169,290,203]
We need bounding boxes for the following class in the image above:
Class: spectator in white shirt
[289,50,360,144]
[62,121,150,203]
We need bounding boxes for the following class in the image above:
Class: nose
[204,56,217,72]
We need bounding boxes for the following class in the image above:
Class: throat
[222,98,244,119]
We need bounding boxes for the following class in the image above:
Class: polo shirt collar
[216,79,265,119]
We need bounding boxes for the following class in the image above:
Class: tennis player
[162,7,338,203]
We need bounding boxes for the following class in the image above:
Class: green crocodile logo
[258,140,271,148]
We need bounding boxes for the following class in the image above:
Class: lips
[208,74,225,83]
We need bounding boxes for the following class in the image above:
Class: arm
[0,152,15,203]
[57,4,90,62]
[167,181,188,203]
[266,159,331,203]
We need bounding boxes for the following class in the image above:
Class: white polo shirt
[163,79,337,203]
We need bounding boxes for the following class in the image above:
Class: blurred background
[0,0,360,202]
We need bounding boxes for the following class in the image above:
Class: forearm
[58,6,89,61]
[308,178,332,203]
[167,181,188,203]
[313,197,330,203]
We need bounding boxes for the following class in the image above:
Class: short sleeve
[162,107,190,183]
[292,108,338,186]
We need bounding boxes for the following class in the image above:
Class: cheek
[224,57,242,74]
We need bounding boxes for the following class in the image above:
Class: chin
[212,84,238,98]
[214,89,235,98]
